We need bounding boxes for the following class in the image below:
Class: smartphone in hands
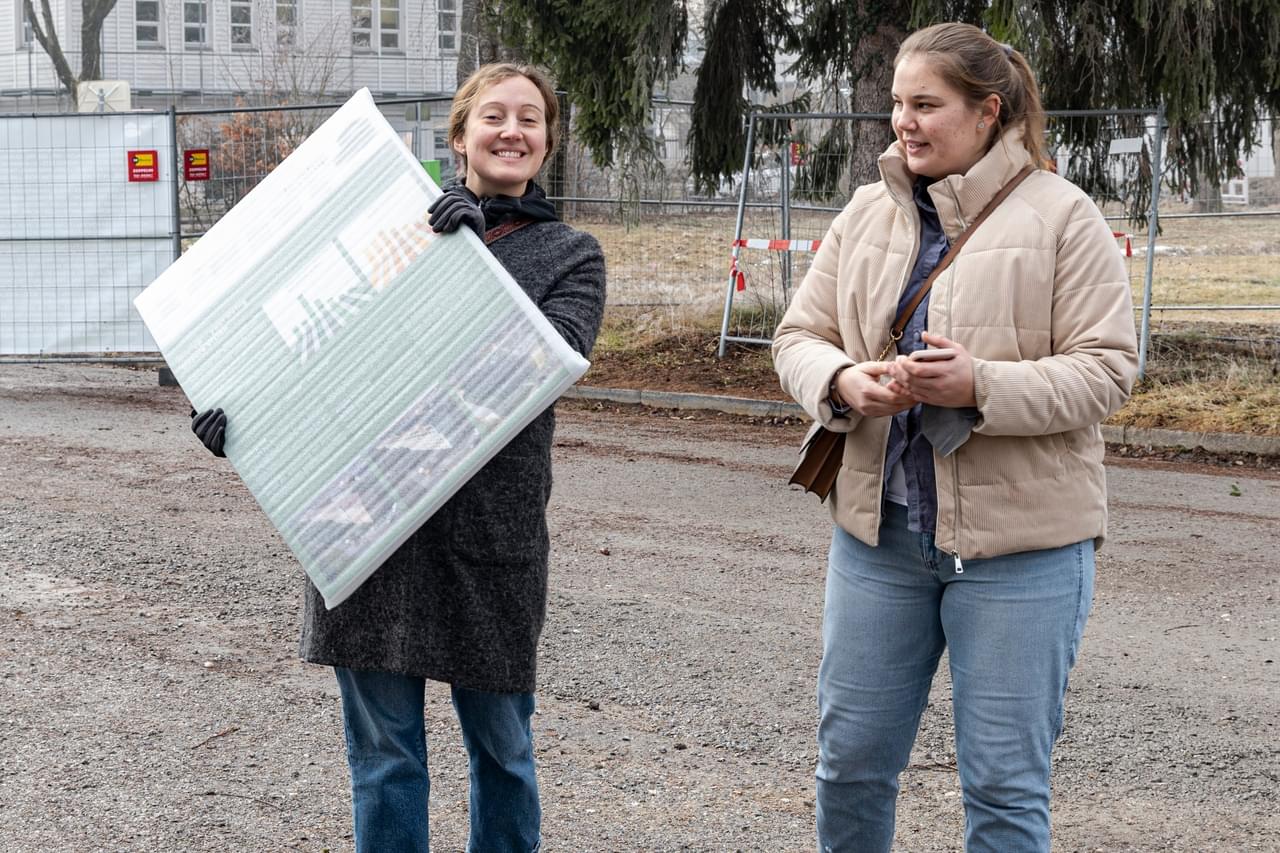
[908,347,956,362]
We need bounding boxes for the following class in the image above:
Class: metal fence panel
[174,98,456,241]
[713,109,1280,381]
[1,111,175,356]
[718,109,1170,353]
[6,97,1270,367]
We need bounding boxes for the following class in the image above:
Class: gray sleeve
[539,231,607,359]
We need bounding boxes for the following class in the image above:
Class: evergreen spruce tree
[494,0,1279,209]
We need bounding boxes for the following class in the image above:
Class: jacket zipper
[942,180,966,572]
[950,483,965,567]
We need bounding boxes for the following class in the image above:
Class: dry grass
[1111,329,1280,435]
[569,204,1279,333]
[1118,210,1280,326]
[573,204,1278,435]
[586,318,1280,437]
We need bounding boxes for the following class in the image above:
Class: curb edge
[566,386,1280,458]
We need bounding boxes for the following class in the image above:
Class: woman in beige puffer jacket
[772,23,1138,853]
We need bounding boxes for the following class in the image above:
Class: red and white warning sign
[184,149,211,181]
[127,150,159,182]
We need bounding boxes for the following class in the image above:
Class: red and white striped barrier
[1113,231,1132,257]
[731,238,823,291]
[733,238,823,252]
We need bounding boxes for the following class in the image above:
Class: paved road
[1,365,1277,851]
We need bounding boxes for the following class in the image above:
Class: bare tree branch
[22,0,118,107]
[23,0,77,99]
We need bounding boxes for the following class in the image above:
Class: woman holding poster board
[193,63,605,852]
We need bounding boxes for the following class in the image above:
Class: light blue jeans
[816,503,1094,853]
[335,667,541,853]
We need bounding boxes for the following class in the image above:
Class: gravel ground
[1,363,1277,852]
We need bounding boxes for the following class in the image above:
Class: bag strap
[483,217,537,245]
[878,164,1036,360]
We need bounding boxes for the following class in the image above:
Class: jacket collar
[878,127,1035,241]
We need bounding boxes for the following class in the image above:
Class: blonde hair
[447,63,560,169]
[896,23,1046,167]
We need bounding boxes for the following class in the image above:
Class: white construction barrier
[0,112,172,354]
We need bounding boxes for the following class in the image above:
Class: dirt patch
[584,332,782,399]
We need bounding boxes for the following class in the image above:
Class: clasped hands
[831,332,977,418]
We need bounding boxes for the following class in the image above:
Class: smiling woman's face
[453,74,549,198]
[891,53,998,179]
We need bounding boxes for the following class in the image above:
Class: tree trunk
[25,0,78,105]
[1192,181,1224,213]
[457,0,522,88]
[79,26,101,83]
[846,19,903,194]
[23,0,118,108]
[80,0,117,84]
[457,0,480,87]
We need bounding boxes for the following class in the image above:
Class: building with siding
[2,0,460,110]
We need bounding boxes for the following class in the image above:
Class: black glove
[427,185,485,236]
[191,408,228,458]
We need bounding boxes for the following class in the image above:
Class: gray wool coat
[298,220,606,693]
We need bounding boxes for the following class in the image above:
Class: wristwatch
[828,365,852,416]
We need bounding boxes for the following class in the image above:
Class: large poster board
[135,89,588,608]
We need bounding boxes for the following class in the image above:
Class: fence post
[1138,103,1165,379]
[780,132,792,302]
[718,112,757,358]
[168,105,181,262]
[414,100,422,159]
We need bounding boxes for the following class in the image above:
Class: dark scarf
[464,180,559,230]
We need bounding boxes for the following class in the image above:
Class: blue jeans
[816,503,1093,853]
[334,667,541,853]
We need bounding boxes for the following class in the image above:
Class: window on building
[231,0,253,47]
[136,0,161,46]
[438,0,458,51]
[17,2,30,47]
[351,0,372,50]
[276,0,298,48]
[184,0,209,46]
[380,0,400,50]
[353,0,402,52]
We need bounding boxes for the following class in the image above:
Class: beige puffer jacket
[773,129,1138,559]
